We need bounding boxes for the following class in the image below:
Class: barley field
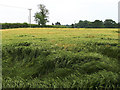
[1,28,120,88]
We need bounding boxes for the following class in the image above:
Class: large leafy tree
[75,20,92,28]
[92,20,104,28]
[104,19,117,28]
[34,4,49,26]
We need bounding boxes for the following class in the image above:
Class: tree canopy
[34,4,49,26]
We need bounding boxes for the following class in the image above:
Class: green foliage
[92,20,104,28]
[2,19,118,29]
[34,4,49,26]
[75,20,92,28]
[2,23,29,29]
[73,19,118,28]
[104,19,117,28]
[2,23,67,29]
[55,22,61,25]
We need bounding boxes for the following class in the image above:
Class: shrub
[1,23,68,29]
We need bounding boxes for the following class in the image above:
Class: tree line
[1,23,67,29]
[34,4,118,28]
[70,19,118,28]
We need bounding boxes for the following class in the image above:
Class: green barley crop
[1,28,119,88]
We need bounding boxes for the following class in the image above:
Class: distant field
[1,28,120,88]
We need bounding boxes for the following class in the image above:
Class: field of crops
[1,28,120,88]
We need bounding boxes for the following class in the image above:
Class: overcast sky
[0,0,119,25]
